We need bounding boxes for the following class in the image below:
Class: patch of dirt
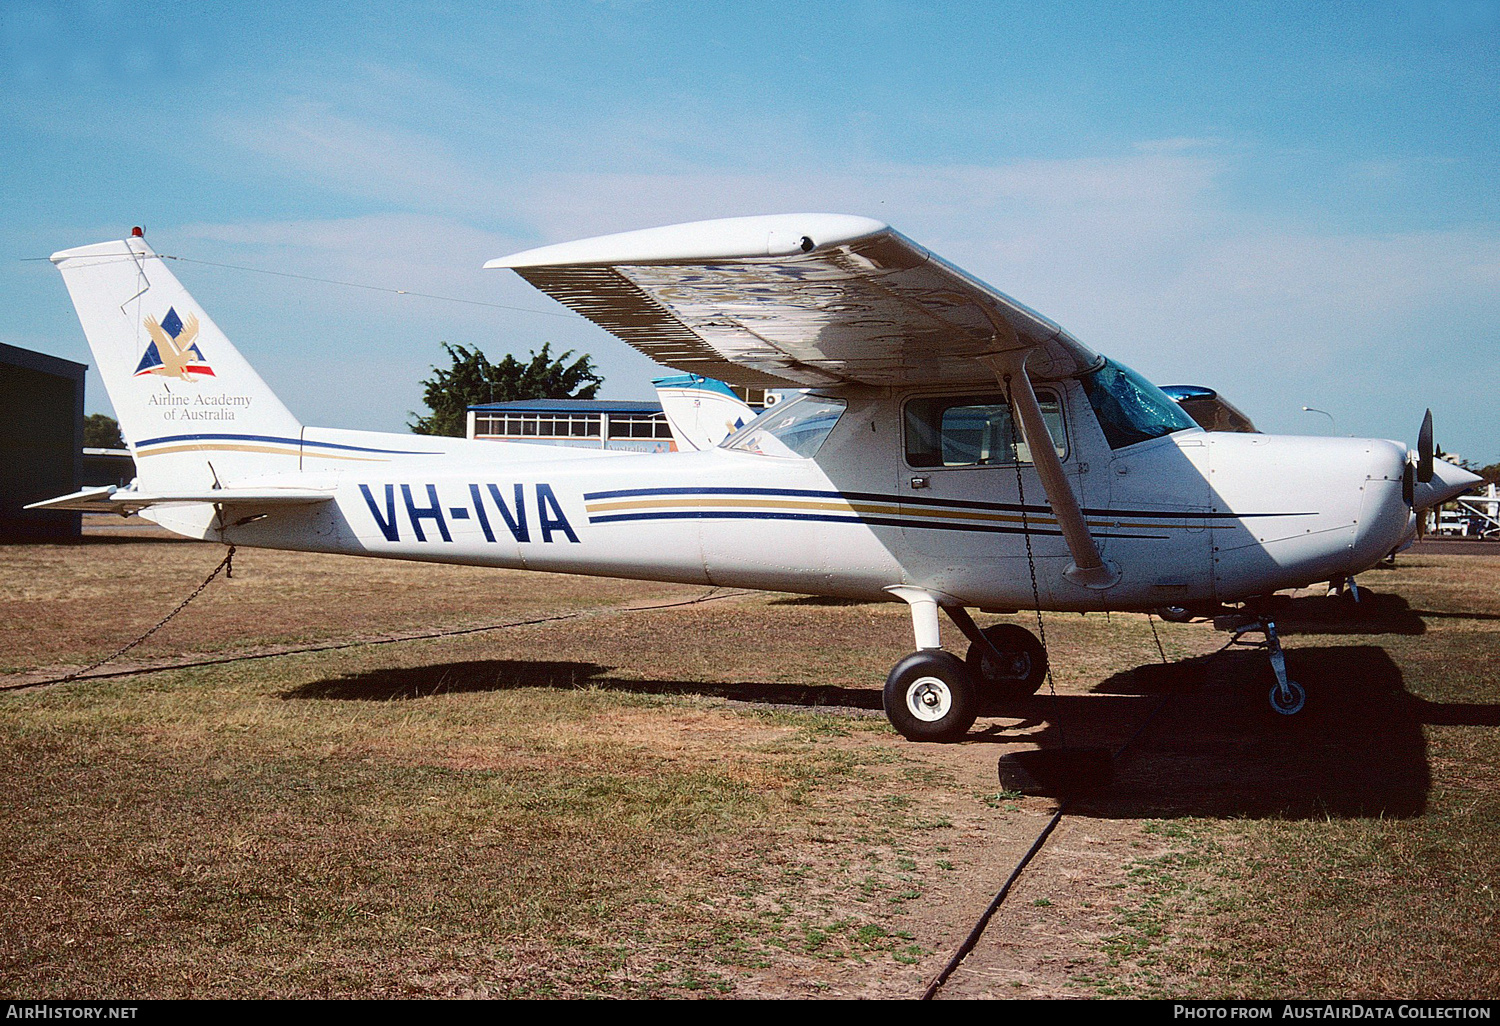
[930,816,1169,999]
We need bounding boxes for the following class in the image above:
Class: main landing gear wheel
[964,623,1047,700]
[1269,679,1306,716]
[883,650,978,742]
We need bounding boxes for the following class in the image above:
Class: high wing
[486,214,1100,388]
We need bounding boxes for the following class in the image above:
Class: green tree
[409,342,604,436]
[84,413,125,448]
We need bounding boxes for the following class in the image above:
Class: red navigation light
[131,226,144,237]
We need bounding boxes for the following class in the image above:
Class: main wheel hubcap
[907,676,953,722]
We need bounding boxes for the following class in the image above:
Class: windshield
[1080,359,1198,450]
[720,394,846,458]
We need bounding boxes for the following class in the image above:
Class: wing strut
[978,350,1118,590]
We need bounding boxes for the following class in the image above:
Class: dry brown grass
[1054,553,1500,1000]
[2,533,1497,998]
[0,533,705,676]
[0,536,1055,997]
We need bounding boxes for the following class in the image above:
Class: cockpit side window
[904,392,1066,468]
[1080,359,1198,450]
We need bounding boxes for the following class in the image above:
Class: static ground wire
[21,249,576,320]
[0,554,747,694]
[925,375,1093,999]
[921,601,1179,999]
[1,545,238,693]
[1004,373,1068,748]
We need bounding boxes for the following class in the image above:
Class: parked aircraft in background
[651,374,767,451]
[33,216,1479,738]
[1159,385,1258,434]
[1443,484,1499,539]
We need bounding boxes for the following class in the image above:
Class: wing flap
[515,265,797,388]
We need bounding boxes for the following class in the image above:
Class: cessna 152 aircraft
[34,215,1480,740]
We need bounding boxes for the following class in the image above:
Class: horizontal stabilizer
[26,485,335,514]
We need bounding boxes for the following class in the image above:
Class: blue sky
[3,0,1496,461]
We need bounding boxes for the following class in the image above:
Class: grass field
[2,530,1496,998]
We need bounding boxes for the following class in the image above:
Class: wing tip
[485,213,890,269]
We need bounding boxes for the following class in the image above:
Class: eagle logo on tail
[134,307,215,380]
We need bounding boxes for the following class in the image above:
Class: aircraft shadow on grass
[993,644,1500,820]
[284,644,1498,822]
[283,659,884,712]
[1241,589,1428,636]
[1241,585,1500,630]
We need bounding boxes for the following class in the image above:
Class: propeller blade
[1418,409,1434,484]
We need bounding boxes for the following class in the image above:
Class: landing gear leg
[1219,614,1306,715]
[882,587,978,742]
[1261,621,1306,714]
[1326,576,1360,603]
[943,606,1047,700]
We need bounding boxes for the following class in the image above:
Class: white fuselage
[160,382,1414,612]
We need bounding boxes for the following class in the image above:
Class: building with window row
[466,399,677,453]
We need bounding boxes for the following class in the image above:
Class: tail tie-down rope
[2,546,235,693]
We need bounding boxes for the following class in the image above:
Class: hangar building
[467,384,771,454]
[1,342,85,542]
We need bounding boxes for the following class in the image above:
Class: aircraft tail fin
[652,374,759,451]
[51,234,304,492]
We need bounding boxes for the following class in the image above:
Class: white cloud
[159,212,663,429]
[221,102,518,214]
[181,130,1500,457]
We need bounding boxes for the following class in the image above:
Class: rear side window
[721,394,846,458]
[904,393,1066,468]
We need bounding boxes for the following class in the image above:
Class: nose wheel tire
[884,650,978,742]
[1269,679,1306,716]
[964,623,1047,700]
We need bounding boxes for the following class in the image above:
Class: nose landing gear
[1217,614,1306,715]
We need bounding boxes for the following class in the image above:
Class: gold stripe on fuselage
[584,495,1208,531]
[135,443,391,462]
